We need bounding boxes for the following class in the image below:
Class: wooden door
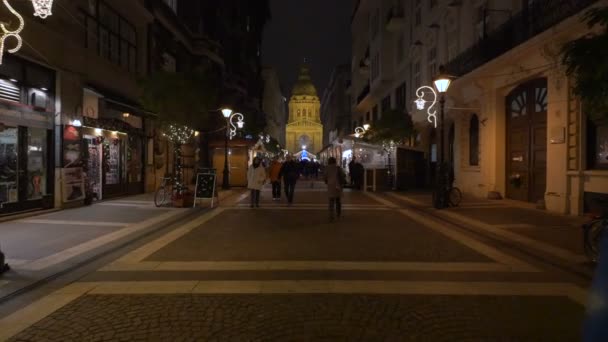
[506,78,547,202]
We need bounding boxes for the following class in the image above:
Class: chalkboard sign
[193,171,217,208]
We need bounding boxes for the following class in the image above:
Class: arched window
[297,109,301,118]
[469,114,479,166]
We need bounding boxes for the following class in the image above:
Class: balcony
[385,7,405,32]
[356,84,370,105]
[445,0,598,77]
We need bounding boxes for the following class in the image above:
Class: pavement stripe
[100,261,515,273]
[229,207,391,211]
[6,259,30,266]
[17,219,128,227]
[388,193,588,264]
[494,223,538,229]
[0,280,587,340]
[19,209,186,271]
[362,192,399,208]
[97,203,155,208]
[114,208,226,264]
[81,281,587,306]
[0,280,9,288]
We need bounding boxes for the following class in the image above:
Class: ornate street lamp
[433,66,454,208]
[220,108,245,190]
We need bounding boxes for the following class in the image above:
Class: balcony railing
[445,0,598,77]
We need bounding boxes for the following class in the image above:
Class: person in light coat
[247,157,267,208]
[324,157,346,221]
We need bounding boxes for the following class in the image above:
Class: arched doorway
[505,78,547,203]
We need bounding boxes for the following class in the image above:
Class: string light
[163,124,194,145]
[0,0,25,65]
[31,0,53,18]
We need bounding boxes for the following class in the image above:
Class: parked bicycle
[154,176,174,207]
[433,163,462,208]
[433,184,463,208]
[583,198,608,263]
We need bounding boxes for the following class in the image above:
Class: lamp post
[220,108,244,190]
[353,124,370,160]
[432,66,453,209]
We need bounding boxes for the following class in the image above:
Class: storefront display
[0,127,18,204]
[84,135,102,200]
[27,127,47,200]
[62,167,85,202]
[104,138,120,185]
[62,125,82,168]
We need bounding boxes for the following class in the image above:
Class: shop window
[469,115,480,166]
[27,128,47,199]
[0,127,19,203]
[587,117,608,170]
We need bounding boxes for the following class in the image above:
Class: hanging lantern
[31,0,54,19]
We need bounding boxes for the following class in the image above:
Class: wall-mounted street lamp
[220,107,245,190]
[415,66,456,209]
[354,124,370,138]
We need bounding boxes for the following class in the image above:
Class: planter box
[172,193,194,208]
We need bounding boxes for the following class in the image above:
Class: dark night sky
[262,0,354,98]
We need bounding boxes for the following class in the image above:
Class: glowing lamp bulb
[363,124,370,131]
[221,108,233,118]
[415,98,426,110]
[237,121,244,129]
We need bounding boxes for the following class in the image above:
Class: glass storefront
[0,126,52,213]
[0,127,18,204]
[83,127,129,200]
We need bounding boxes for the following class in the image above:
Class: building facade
[321,64,352,147]
[350,0,607,215]
[261,67,287,146]
[286,65,323,155]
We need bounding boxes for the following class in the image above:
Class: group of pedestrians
[246,155,347,221]
[348,157,365,190]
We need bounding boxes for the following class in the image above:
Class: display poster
[63,125,82,168]
[194,169,217,208]
[105,139,120,185]
[62,167,85,202]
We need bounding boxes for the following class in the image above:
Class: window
[428,47,437,78]
[84,1,137,72]
[382,95,391,114]
[395,82,406,110]
[0,127,18,203]
[371,52,380,81]
[414,61,421,89]
[587,117,608,170]
[372,106,378,122]
[396,31,405,63]
[469,114,480,166]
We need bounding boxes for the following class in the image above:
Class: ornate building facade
[285,65,323,155]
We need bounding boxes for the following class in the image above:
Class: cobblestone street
[0,182,594,341]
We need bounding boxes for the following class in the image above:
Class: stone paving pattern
[10,294,584,342]
[146,209,491,262]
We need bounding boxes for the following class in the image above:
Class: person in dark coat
[324,157,346,221]
[353,161,364,190]
[348,157,356,186]
[279,155,299,205]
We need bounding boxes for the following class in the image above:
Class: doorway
[505,78,547,203]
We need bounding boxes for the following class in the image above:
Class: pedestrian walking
[324,157,346,222]
[279,155,299,205]
[353,160,365,190]
[348,157,356,186]
[247,157,267,208]
[268,156,282,201]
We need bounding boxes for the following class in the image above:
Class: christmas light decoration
[31,0,53,18]
[163,123,194,145]
[0,0,25,65]
[415,86,438,128]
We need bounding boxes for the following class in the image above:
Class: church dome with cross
[285,61,323,155]
[291,64,318,98]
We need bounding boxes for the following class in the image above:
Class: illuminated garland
[0,0,24,65]
[163,124,194,145]
[31,0,53,18]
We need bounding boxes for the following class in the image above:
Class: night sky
[262,0,354,98]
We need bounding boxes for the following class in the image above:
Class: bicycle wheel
[154,187,168,207]
[584,220,604,263]
[448,187,462,207]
